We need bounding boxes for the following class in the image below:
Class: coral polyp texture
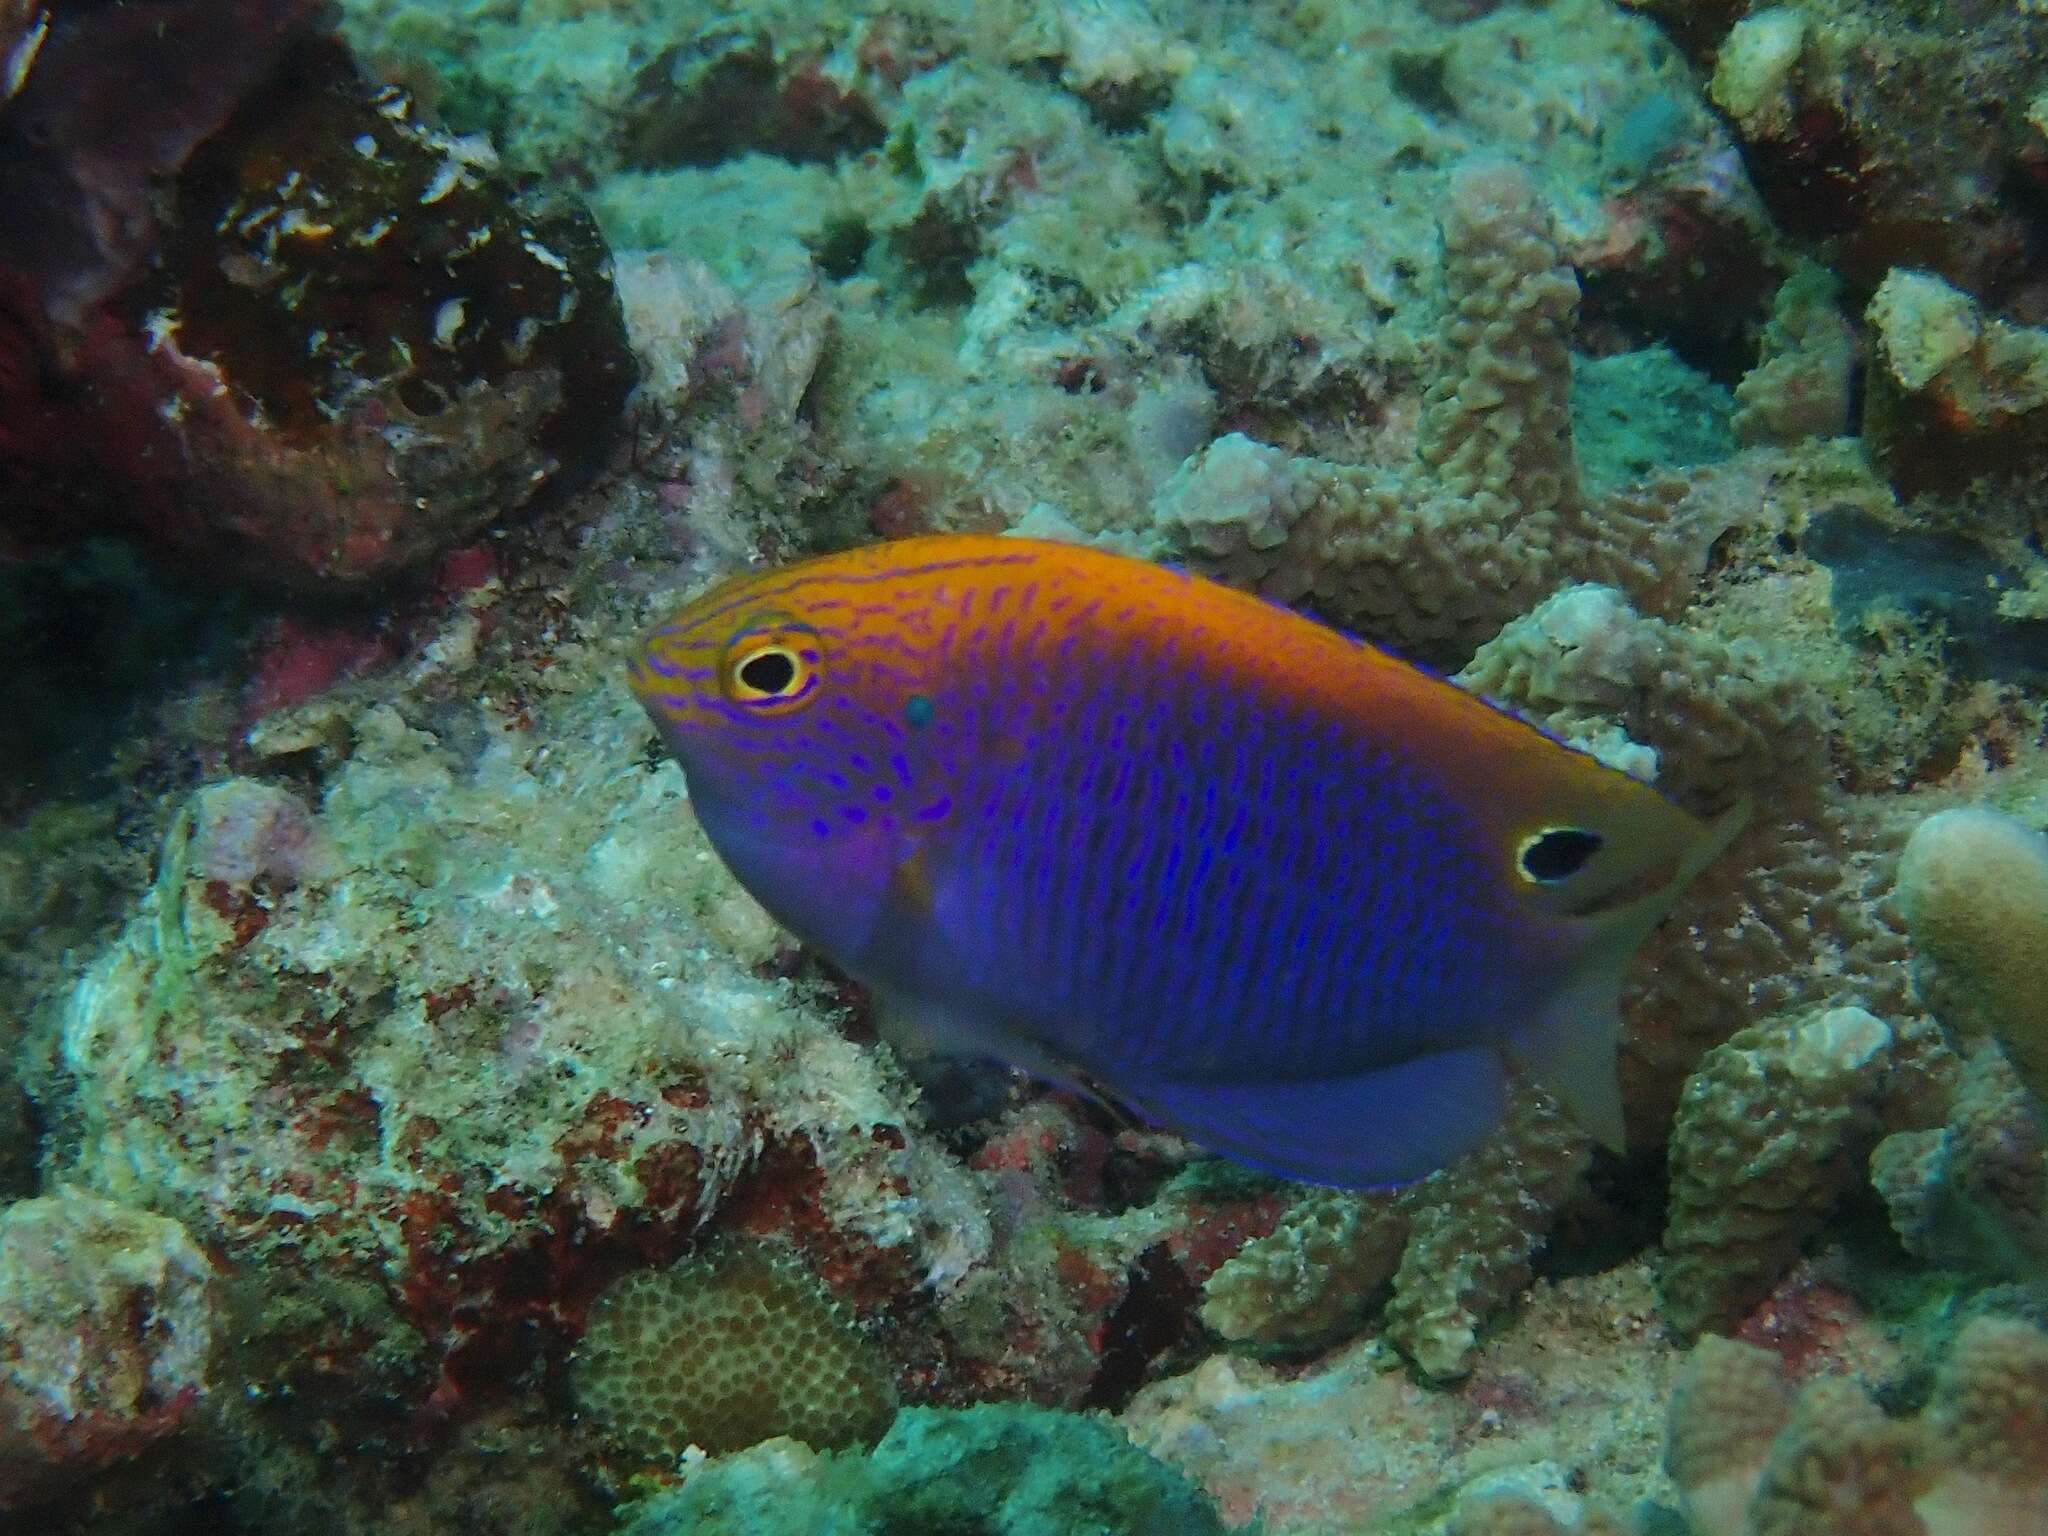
[1198,1092,1592,1381]
[1151,159,1707,666]
[570,1239,897,1459]
[1658,1005,1895,1338]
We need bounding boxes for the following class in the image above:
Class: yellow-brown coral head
[569,1239,897,1461]
[1896,807,2048,1109]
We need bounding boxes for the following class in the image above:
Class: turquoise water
[2,1,2044,1532]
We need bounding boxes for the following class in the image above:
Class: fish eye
[727,642,812,704]
[737,648,798,696]
[720,614,822,711]
[1518,827,1604,884]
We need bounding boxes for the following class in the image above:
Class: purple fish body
[633,536,1745,1187]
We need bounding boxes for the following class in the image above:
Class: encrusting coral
[570,1239,897,1459]
[1665,1313,2048,1536]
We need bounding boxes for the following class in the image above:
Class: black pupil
[1523,828,1603,882]
[739,650,798,695]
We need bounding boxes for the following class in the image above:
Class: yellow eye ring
[720,618,822,711]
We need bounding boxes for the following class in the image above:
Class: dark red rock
[1,21,635,594]
[1631,0,2048,310]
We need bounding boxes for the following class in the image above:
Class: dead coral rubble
[0,1191,217,1513]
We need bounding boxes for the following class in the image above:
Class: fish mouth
[1552,852,1683,919]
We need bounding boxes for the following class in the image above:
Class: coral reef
[1449,1498,1629,1536]
[28,633,986,1514]
[9,0,2048,1530]
[1453,573,1918,1129]
[1864,269,2048,503]
[570,1239,897,1460]
[1871,1048,2048,1283]
[1873,805,2048,1282]
[1658,1006,1896,1338]
[1135,1260,1688,1531]
[0,0,318,336]
[1731,265,1855,449]
[615,1402,1229,1536]
[1664,1313,2048,1536]
[0,1190,216,1512]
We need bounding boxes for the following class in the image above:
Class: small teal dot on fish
[905,694,934,728]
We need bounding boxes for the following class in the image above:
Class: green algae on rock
[615,1402,1228,1536]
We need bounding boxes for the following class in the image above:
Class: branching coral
[1895,807,2048,1109]
[1868,805,2048,1280]
[1870,1048,2048,1282]
[1666,1314,2048,1536]
[1657,1005,1895,1338]
[1152,160,1715,665]
[1454,580,1915,1132]
[1201,1093,1590,1381]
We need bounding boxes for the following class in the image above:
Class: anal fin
[1129,1048,1508,1189]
